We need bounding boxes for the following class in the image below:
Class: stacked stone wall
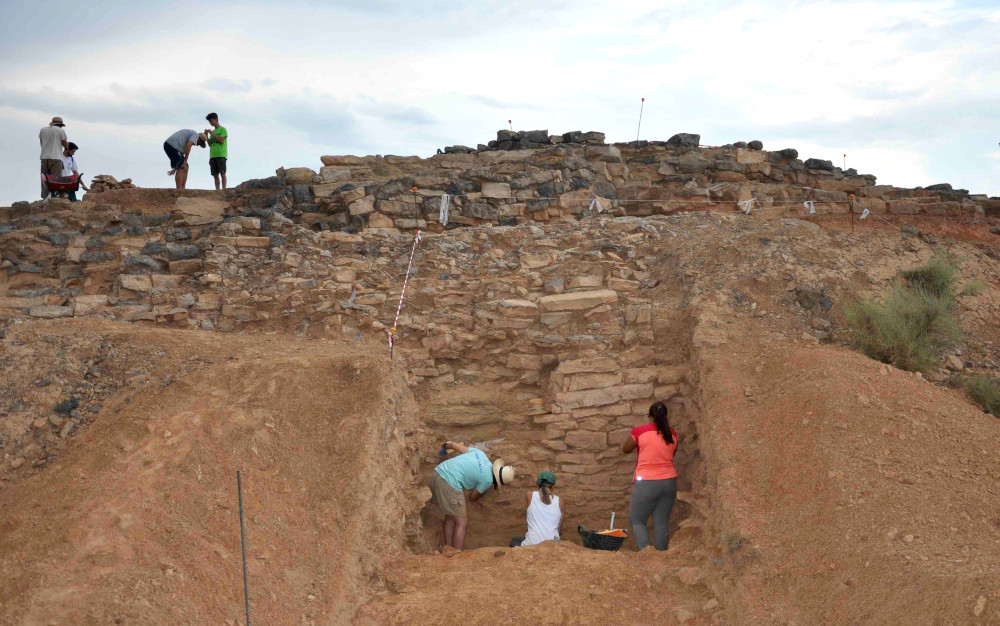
[1,198,710,542]
[231,130,995,236]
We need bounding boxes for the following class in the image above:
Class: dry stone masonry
[227,129,997,235]
[2,129,999,535]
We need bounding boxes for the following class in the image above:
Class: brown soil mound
[696,336,1000,625]
[0,320,426,625]
[358,538,720,625]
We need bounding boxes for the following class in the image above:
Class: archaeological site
[2,130,1000,625]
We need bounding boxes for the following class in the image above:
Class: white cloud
[1,0,998,203]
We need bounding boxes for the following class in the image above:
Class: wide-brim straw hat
[50,117,65,127]
[197,132,208,144]
[492,459,515,489]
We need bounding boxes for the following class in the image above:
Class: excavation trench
[402,274,708,552]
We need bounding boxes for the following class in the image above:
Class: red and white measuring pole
[388,229,422,358]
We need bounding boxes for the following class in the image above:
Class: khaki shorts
[429,472,466,518]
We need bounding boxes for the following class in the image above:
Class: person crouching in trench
[429,441,515,550]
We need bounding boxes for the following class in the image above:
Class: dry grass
[962,375,1000,417]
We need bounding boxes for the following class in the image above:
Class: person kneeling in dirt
[509,471,563,547]
[430,441,515,550]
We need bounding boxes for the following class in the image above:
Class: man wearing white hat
[39,116,69,199]
[430,441,515,550]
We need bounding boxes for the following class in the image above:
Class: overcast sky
[1,0,998,204]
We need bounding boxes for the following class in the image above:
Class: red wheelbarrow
[42,172,83,200]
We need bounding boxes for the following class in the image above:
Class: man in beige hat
[430,441,515,550]
[39,117,69,199]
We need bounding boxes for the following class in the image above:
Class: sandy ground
[358,536,721,626]
[0,320,425,625]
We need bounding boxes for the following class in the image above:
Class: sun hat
[50,117,65,127]
[492,459,515,489]
[536,471,556,487]
[197,132,208,143]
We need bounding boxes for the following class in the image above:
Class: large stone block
[585,145,622,163]
[319,166,352,182]
[677,152,710,174]
[568,275,603,289]
[497,299,538,317]
[555,387,620,410]
[556,358,618,374]
[29,305,73,319]
[311,183,344,198]
[235,237,271,248]
[320,155,365,166]
[566,372,623,392]
[367,213,394,228]
[736,149,766,164]
[565,430,608,450]
[169,259,203,275]
[152,274,184,289]
[621,346,655,367]
[481,182,512,199]
[666,133,700,147]
[618,382,655,400]
[508,353,542,370]
[72,295,109,315]
[119,274,153,292]
[281,167,317,183]
[463,202,499,220]
[887,200,921,214]
[521,252,552,269]
[538,290,618,312]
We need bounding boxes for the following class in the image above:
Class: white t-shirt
[39,126,67,160]
[523,491,561,546]
[61,155,78,177]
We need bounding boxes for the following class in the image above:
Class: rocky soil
[3,150,1000,624]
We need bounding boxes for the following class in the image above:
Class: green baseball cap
[536,471,556,487]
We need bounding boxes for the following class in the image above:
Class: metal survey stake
[635,97,645,143]
[237,471,251,626]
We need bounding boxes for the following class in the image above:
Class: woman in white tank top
[510,471,564,547]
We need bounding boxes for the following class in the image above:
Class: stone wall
[0,196,710,545]
[229,130,997,236]
[3,130,999,545]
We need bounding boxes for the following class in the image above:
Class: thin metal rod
[238,471,251,626]
[635,98,645,143]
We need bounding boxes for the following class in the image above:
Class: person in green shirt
[204,112,228,190]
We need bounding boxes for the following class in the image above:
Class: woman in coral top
[621,401,678,551]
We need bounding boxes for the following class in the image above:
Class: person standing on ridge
[622,400,679,551]
[430,441,515,550]
[60,142,89,201]
[204,112,228,190]
[163,129,206,190]
[39,116,69,199]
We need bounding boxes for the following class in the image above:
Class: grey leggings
[629,478,677,551]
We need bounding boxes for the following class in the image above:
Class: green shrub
[962,375,1000,416]
[902,254,958,300]
[845,284,960,372]
[959,280,984,297]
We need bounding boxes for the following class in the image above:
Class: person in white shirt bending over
[60,142,89,202]
[510,471,564,547]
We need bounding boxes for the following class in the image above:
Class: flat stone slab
[29,305,74,319]
[538,290,618,312]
